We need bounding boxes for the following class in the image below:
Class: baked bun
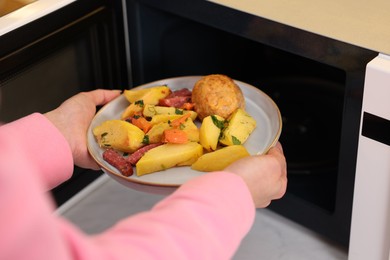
[192,74,245,120]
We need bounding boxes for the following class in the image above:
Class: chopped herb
[135,100,144,107]
[142,135,150,145]
[175,108,183,115]
[231,136,241,145]
[211,115,225,130]
[123,152,129,156]
[179,123,185,130]
[101,132,108,138]
[133,114,140,119]
[103,144,111,147]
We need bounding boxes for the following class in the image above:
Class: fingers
[268,142,283,155]
[267,142,286,167]
[86,89,122,107]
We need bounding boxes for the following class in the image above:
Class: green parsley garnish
[142,135,150,145]
[231,136,241,145]
[175,108,184,115]
[211,115,225,130]
[135,100,144,107]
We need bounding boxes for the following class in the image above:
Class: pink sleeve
[0,113,74,189]
[0,113,255,260]
[0,113,75,259]
[91,171,256,259]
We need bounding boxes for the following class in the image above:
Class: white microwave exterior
[349,54,390,260]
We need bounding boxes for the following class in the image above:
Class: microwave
[1,0,388,258]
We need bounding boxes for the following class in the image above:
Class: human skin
[225,142,287,208]
[44,89,121,169]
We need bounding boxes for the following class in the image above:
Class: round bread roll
[192,74,245,120]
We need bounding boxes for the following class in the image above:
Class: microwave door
[349,53,390,260]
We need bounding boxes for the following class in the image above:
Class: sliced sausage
[126,143,163,165]
[103,148,133,176]
[158,88,192,108]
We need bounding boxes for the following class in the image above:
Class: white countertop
[0,0,76,36]
[59,175,348,259]
[209,0,390,55]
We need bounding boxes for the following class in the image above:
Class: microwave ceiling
[0,0,36,17]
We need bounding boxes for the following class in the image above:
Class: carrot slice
[170,113,191,128]
[131,116,152,133]
[181,102,195,110]
[162,128,188,144]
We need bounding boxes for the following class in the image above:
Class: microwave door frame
[349,53,390,260]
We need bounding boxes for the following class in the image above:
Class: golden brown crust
[192,74,245,120]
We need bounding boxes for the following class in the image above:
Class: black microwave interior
[125,0,377,247]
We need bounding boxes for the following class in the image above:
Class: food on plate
[126,143,163,165]
[162,129,189,144]
[150,112,196,125]
[92,75,258,177]
[143,104,197,119]
[158,88,193,109]
[191,74,245,120]
[191,145,250,172]
[136,142,204,176]
[128,115,152,133]
[146,122,172,144]
[199,114,226,151]
[219,108,257,146]
[103,148,133,176]
[172,116,200,142]
[145,114,200,144]
[121,85,171,119]
[93,119,145,153]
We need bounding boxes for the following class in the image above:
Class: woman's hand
[45,89,121,170]
[224,142,287,208]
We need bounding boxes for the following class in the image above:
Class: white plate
[87,76,282,187]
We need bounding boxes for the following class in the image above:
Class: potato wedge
[179,117,200,142]
[121,86,171,119]
[146,122,171,143]
[219,108,256,146]
[136,142,203,176]
[123,86,170,103]
[121,102,144,120]
[199,115,225,151]
[149,114,185,125]
[191,145,250,172]
[143,105,198,121]
[145,118,199,143]
[93,120,145,152]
